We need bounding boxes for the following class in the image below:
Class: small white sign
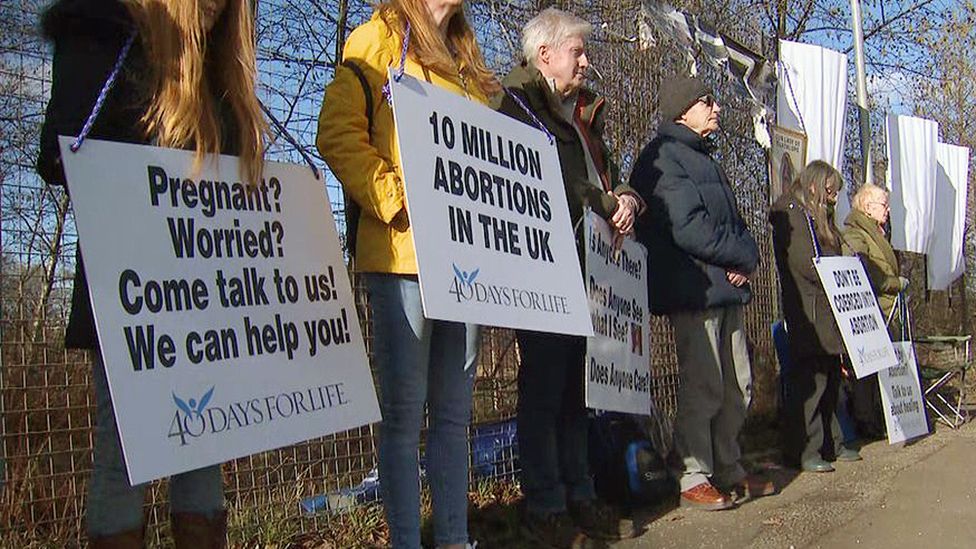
[814,256,897,377]
[583,211,652,415]
[389,72,592,336]
[879,342,929,444]
[59,138,380,484]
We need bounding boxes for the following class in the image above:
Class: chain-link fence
[2,0,806,545]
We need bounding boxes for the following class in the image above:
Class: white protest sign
[59,138,380,484]
[879,342,928,444]
[814,256,897,377]
[389,72,592,336]
[583,211,651,415]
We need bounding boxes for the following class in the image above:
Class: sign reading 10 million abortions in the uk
[59,137,380,485]
[389,71,593,336]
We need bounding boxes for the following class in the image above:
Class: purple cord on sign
[382,21,412,105]
[70,31,137,152]
[503,87,555,145]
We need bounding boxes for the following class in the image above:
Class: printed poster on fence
[389,72,592,336]
[59,137,380,484]
[879,342,928,444]
[583,211,652,415]
[814,256,897,377]
[769,125,807,204]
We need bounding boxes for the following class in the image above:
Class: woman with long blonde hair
[769,160,863,473]
[37,0,266,546]
[317,1,497,547]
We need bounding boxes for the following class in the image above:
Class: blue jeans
[87,352,224,537]
[515,330,595,515]
[365,274,480,548]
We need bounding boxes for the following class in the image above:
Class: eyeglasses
[867,201,890,210]
[698,94,715,107]
[824,185,839,198]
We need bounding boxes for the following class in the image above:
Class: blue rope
[381,21,411,105]
[804,211,822,259]
[70,31,137,152]
[503,87,555,145]
[259,100,320,179]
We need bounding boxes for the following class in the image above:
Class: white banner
[886,114,939,254]
[814,256,897,377]
[879,342,929,444]
[928,143,970,290]
[59,138,380,484]
[389,72,592,336]
[776,40,849,219]
[583,211,652,415]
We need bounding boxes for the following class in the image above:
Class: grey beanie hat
[658,75,713,122]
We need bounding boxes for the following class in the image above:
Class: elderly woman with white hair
[843,184,906,318]
[842,183,906,439]
[493,7,642,547]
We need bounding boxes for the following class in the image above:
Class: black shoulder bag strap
[339,60,376,258]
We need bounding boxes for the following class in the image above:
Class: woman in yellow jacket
[317,1,498,547]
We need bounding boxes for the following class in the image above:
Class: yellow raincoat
[316,12,489,273]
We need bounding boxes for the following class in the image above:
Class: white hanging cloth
[886,114,939,254]
[927,143,970,289]
[776,40,849,218]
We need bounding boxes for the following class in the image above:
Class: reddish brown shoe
[679,482,735,511]
[727,474,777,501]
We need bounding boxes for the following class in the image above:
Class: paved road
[618,421,976,548]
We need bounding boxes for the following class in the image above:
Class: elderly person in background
[494,7,641,547]
[842,183,906,440]
[631,76,772,510]
[843,184,905,319]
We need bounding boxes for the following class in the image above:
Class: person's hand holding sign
[610,192,639,235]
[610,192,640,251]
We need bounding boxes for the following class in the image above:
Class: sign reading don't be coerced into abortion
[814,256,898,378]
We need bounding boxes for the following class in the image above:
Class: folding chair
[916,335,971,429]
[893,293,970,429]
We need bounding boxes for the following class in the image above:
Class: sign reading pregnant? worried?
[59,137,380,485]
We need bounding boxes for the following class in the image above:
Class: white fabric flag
[928,143,970,289]
[776,40,849,218]
[886,115,939,254]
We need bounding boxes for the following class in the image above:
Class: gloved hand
[898,276,909,291]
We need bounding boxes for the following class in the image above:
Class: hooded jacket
[630,122,759,315]
[316,12,489,274]
[37,1,145,349]
[37,0,243,349]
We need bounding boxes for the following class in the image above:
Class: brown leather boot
[171,510,227,549]
[88,528,145,549]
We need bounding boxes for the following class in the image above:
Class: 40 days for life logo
[449,263,481,300]
[168,382,350,446]
[447,263,571,315]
